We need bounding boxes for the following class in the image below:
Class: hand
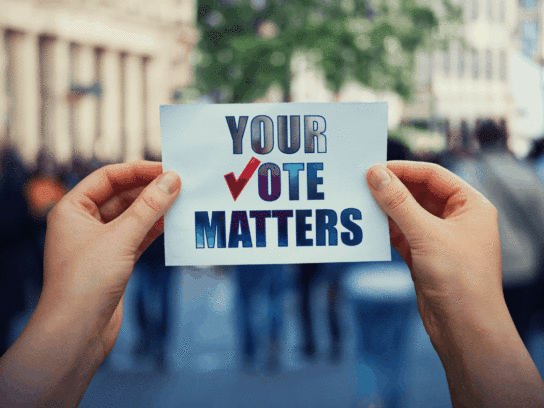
[40,161,181,356]
[0,161,181,407]
[366,161,544,407]
[366,161,502,334]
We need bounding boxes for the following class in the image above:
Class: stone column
[73,44,98,160]
[96,49,122,163]
[124,54,144,162]
[53,39,72,165]
[9,31,40,166]
[41,38,71,165]
[145,56,170,157]
[0,31,7,146]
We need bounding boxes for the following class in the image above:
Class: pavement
[78,265,453,408]
[11,265,542,407]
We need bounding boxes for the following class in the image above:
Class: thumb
[366,164,430,238]
[112,171,181,247]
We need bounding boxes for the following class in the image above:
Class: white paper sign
[161,102,390,266]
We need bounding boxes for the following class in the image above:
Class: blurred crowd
[410,119,544,347]
[2,119,544,404]
[444,120,544,345]
[0,146,103,355]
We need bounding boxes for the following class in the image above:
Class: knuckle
[126,192,163,223]
[101,163,118,177]
[103,163,117,171]
[140,193,163,214]
[386,188,409,211]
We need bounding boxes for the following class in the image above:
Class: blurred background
[1,0,544,407]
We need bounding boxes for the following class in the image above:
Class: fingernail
[368,164,391,190]
[157,171,180,194]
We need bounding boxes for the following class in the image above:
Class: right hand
[366,161,503,345]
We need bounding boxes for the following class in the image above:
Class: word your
[227,115,327,155]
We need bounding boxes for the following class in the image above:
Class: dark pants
[236,265,284,361]
[503,282,540,344]
[298,263,341,358]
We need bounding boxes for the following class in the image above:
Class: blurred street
[53,266,539,408]
[7,261,544,407]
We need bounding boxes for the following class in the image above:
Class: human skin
[367,161,544,408]
[0,160,542,407]
[0,161,181,407]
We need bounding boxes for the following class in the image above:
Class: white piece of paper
[161,102,390,266]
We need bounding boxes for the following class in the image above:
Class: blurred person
[526,136,544,335]
[0,146,66,354]
[447,119,544,344]
[0,160,543,407]
[297,262,345,363]
[386,138,411,161]
[236,264,287,371]
[132,234,174,370]
[129,150,174,370]
[347,138,414,405]
[411,149,443,164]
[24,149,68,299]
[63,156,96,191]
[348,249,416,408]
[0,145,37,355]
[528,136,544,182]
[298,138,413,365]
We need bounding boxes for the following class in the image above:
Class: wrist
[423,286,513,355]
[0,301,105,408]
[31,297,107,370]
[423,292,544,407]
[413,263,506,352]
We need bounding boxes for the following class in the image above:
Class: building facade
[0,0,197,168]
[287,0,530,153]
[403,0,544,154]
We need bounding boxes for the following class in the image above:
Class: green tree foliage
[194,0,461,103]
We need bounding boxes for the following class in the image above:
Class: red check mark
[224,157,261,201]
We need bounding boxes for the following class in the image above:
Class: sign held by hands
[160,102,390,266]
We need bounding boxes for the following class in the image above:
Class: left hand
[39,160,181,357]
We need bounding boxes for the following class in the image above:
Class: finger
[110,171,181,249]
[387,160,491,220]
[70,161,163,206]
[386,161,478,202]
[367,164,433,237]
[389,218,412,268]
[411,187,448,218]
[136,217,164,260]
[99,186,146,223]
